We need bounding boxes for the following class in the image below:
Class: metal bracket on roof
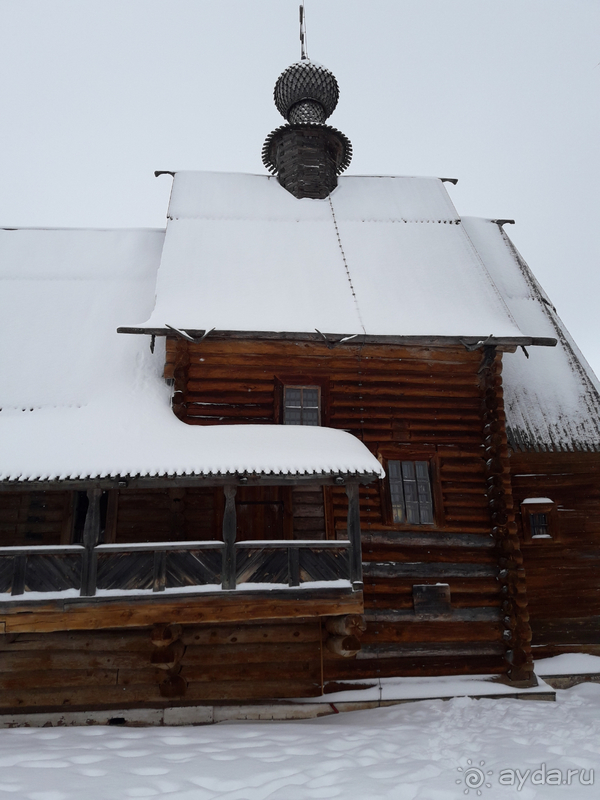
[315,329,360,349]
[492,219,515,227]
[440,178,458,185]
[165,324,215,343]
[460,335,495,352]
[154,171,175,178]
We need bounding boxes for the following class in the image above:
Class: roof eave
[0,471,382,493]
[116,327,557,350]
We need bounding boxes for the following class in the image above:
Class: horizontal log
[181,339,481,362]
[182,679,322,701]
[323,654,506,681]
[361,620,502,644]
[181,641,320,666]
[357,642,505,659]
[362,548,497,565]
[0,682,165,711]
[365,607,502,623]
[0,589,364,633]
[180,660,320,684]
[0,668,118,691]
[0,629,156,653]
[362,563,498,579]
[181,620,322,646]
[0,649,147,671]
[362,533,495,550]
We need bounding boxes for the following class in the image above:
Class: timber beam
[0,588,364,634]
[0,472,377,493]
[116,327,557,351]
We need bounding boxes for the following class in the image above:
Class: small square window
[521,498,557,541]
[388,460,434,525]
[283,386,320,426]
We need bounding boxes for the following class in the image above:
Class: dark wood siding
[167,338,511,680]
[0,491,72,547]
[0,620,323,712]
[511,450,600,657]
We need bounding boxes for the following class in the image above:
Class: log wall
[168,338,512,681]
[0,339,539,710]
[511,451,600,658]
[0,620,323,712]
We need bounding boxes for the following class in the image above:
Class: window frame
[274,375,330,426]
[282,384,321,427]
[379,448,442,529]
[520,499,558,543]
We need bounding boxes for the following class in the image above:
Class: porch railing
[0,483,363,599]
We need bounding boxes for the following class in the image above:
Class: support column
[346,483,363,590]
[81,488,102,597]
[222,485,237,590]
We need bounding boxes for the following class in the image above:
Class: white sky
[1,0,598,375]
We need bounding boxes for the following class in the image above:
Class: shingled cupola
[262,58,352,199]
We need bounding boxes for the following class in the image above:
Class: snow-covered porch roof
[0,421,384,488]
[0,226,381,486]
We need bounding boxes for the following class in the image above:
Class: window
[388,460,434,525]
[530,513,549,538]
[283,386,320,426]
[521,498,557,541]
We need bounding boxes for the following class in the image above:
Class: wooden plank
[362,563,498,579]
[0,669,118,691]
[323,655,506,681]
[181,641,320,666]
[0,650,149,671]
[0,589,364,633]
[357,643,505,659]
[362,620,503,644]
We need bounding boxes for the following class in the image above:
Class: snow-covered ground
[1,682,598,799]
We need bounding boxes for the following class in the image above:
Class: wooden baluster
[11,555,26,596]
[153,550,167,592]
[81,488,102,597]
[288,547,300,587]
[346,483,363,590]
[222,485,237,590]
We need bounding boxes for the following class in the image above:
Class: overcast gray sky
[1,0,598,375]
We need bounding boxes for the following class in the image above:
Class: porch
[0,476,367,633]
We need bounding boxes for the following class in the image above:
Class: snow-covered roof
[124,172,552,343]
[0,227,383,483]
[462,218,600,452]
[1,172,597,481]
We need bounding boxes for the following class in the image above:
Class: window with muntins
[530,513,550,538]
[283,386,320,426]
[388,460,434,525]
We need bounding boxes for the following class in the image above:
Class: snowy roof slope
[462,218,600,451]
[129,172,542,341]
[0,228,383,482]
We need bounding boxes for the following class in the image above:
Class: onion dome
[263,58,352,200]
[274,60,339,124]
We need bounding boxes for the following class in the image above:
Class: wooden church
[1,47,599,720]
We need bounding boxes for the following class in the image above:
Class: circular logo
[456,760,493,795]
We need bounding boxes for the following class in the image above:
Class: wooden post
[288,547,300,587]
[81,488,102,597]
[11,555,26,596]
[346,483,363,590]
[222,485,237,590]
[153,550,167,592]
